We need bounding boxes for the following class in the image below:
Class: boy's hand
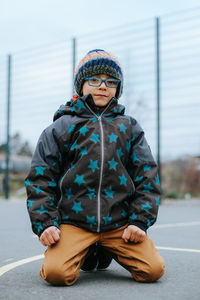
[122,225,146,243]
[40,226,61,247]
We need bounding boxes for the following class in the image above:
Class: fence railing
[0,7,200,199]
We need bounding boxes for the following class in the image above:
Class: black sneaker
[97,245,112,270]
[81,243,99,271]
[81,243,112,271]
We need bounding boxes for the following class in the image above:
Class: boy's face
[81,74,117,107]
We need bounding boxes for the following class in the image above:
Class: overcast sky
[1,0,200,55]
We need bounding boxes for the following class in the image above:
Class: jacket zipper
[85,100,113,232]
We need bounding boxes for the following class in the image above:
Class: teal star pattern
[108,158,118,170]
[121,209,127,217]
[119,173,127,186]
[155,176,160,185]
[49,196,55,206]
[75,99,85,111]
[62,215,69,220]
[52,217,59,227]
[90,133,100,144]
[79,147,88,158]
[74,174,85,186]
[33,221,43,233]
[33,185,44,194]
[108,133,118,143]
[58,109,64,115]
[132,151,140,163]
[141,202,152,211]
[35,166,46,175]
[25,179,31,186]
[64,188,74,200]
[72,201,83,214]
[115,223,120,228]
[64,144,70,151]
[117,147,124,158]
[86,216,96,228]
[126,141,131,152]
[90,118,98,123]
[88,160,99,173]
[118,123,127,133]
[155,197,160,206]
[80,125,89,136]
[135,176,143,182]
[86,188,96,200]
[70,106,76,113]
[48,179,57,187]
[103,214,112,225]
[104,186,114,199]
[130,212,137,221]
[143,183,154,191]
[147,219,154,227]
[71,140,78,150]
[68,124,76,133]
[27,200,34,208]
[105,119,113,122]
[36,205,49,215]
[143,164,151,172]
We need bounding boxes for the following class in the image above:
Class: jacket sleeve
[25,122,65,237]
[127,118,161,232]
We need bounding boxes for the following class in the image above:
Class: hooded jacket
[25,94,161,237]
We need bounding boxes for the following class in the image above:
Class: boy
[25,49,165,286]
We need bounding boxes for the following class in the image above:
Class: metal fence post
[155,17,161,190]
[72,37,76,94]
[5,54,12,199]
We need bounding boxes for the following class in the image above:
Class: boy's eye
[107,79,117,87]
[90,78,100,84]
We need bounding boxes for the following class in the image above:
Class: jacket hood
[53,94,125,121]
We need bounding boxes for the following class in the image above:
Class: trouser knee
[132,260,165,283]
[40,262,79,286]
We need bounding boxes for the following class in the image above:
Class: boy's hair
[74,49,123,99]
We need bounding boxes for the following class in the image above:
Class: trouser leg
[100,225,165,282]
[40,224,98,286]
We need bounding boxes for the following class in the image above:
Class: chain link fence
[0,7,200,199]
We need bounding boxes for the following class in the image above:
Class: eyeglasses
[85,77,120,88]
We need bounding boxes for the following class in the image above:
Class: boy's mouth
[94,94,107,98]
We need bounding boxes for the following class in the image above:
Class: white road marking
[156,246,200,253]
[1,244,200,277]
[154,221,200,228]
[0,254,44,277]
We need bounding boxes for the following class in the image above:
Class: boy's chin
[93,98,111,107]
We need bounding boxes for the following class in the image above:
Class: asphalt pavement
[0,198,200,300]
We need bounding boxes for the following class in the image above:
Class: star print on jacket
[86,216,96,228]
[108,158,118,170]
[86,188,96,200]
[104,186,115,199]
[26,94,160,236]
[88,160,99,173]
[35,166,46,175]
[72,201,83,214]
[74,174,85,186]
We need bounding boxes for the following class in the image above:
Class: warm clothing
[25,94,161,237]
[40,224,165,285]
[74,49,123,99]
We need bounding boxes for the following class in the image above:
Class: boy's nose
[99,81,106,88]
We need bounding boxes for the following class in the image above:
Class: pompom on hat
[74,49,123,99]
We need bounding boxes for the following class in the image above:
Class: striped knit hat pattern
[74,49,123,99]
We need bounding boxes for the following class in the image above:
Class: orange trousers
[40,224,165,286]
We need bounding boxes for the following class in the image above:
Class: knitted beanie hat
[74,49,123,99]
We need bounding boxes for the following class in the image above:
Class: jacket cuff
[128,221,147,232]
